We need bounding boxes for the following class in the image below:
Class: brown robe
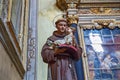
[41,31,82,80]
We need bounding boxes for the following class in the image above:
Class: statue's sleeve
[41,39,56,63]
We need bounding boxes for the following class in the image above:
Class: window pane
[101,69,112,79]
[114,36,120,43]
[84,28,120,80]
[11,0,22,39]
[112,27,120,35]
[84,29,91,36]
[102,36,113,43]
[92,29,101,35]
[84,36,91,44]
[102,28,111,35]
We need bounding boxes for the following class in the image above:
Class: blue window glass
[84,29,91,36]
[112,27,120,35]
[92,29,101,35]
[114,36,120,43]
[84,36,91,44]
[102,36,113,43]
[84,28,120,80]
[102,28,111,35]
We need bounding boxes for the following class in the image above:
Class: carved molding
[6,20,21,54]
[56,0,79,11]
[67,9,78,24]
[56,0,67,11]
[65,0,79,3]
[93,19,115,25]
[80,25,95,29]
[26,0,37,79]
[90,8,112,14]
[67,3,77,9]
[78,8,120,15]
[116,21,120,28]
[78,3,120,8]
[67,14,78,24]
[56,0,120,11]
[79,19,120,29]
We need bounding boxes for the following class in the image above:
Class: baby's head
[66,27,76,35]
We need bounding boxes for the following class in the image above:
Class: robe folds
[41,31,82,80]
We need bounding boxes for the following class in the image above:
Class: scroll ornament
[67,14,78,25]
[80,19,120,29]
[92,19,117,29]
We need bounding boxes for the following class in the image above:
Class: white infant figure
[54,27,76,46]
[64,27,76,46]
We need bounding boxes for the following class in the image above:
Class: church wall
[0,0,28,79]
[0,41,21,80]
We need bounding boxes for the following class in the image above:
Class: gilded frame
[7,0,22,39]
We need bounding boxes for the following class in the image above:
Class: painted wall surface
[37,0,63,80]
[0,41,21,80]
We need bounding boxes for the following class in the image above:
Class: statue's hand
[54,47,66,54]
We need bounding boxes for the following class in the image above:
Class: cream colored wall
[0,41,21,80]
[37,0,63,80]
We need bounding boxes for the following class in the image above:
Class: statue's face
[56,21,68,33]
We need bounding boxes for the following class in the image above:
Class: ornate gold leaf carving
[56,0,67,11]
[115,21,120,28]
[67,3,77,9]
[90,8,112,14]
[67,14,78,24]
[65,0,79,3]
[93,19,115,25]
[79,20,120,29]
[92,19,118,29]
[80,25,95,29]
[78,8,120,15]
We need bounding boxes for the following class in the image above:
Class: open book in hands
[58,44,77,52]
[54,44,78,59]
